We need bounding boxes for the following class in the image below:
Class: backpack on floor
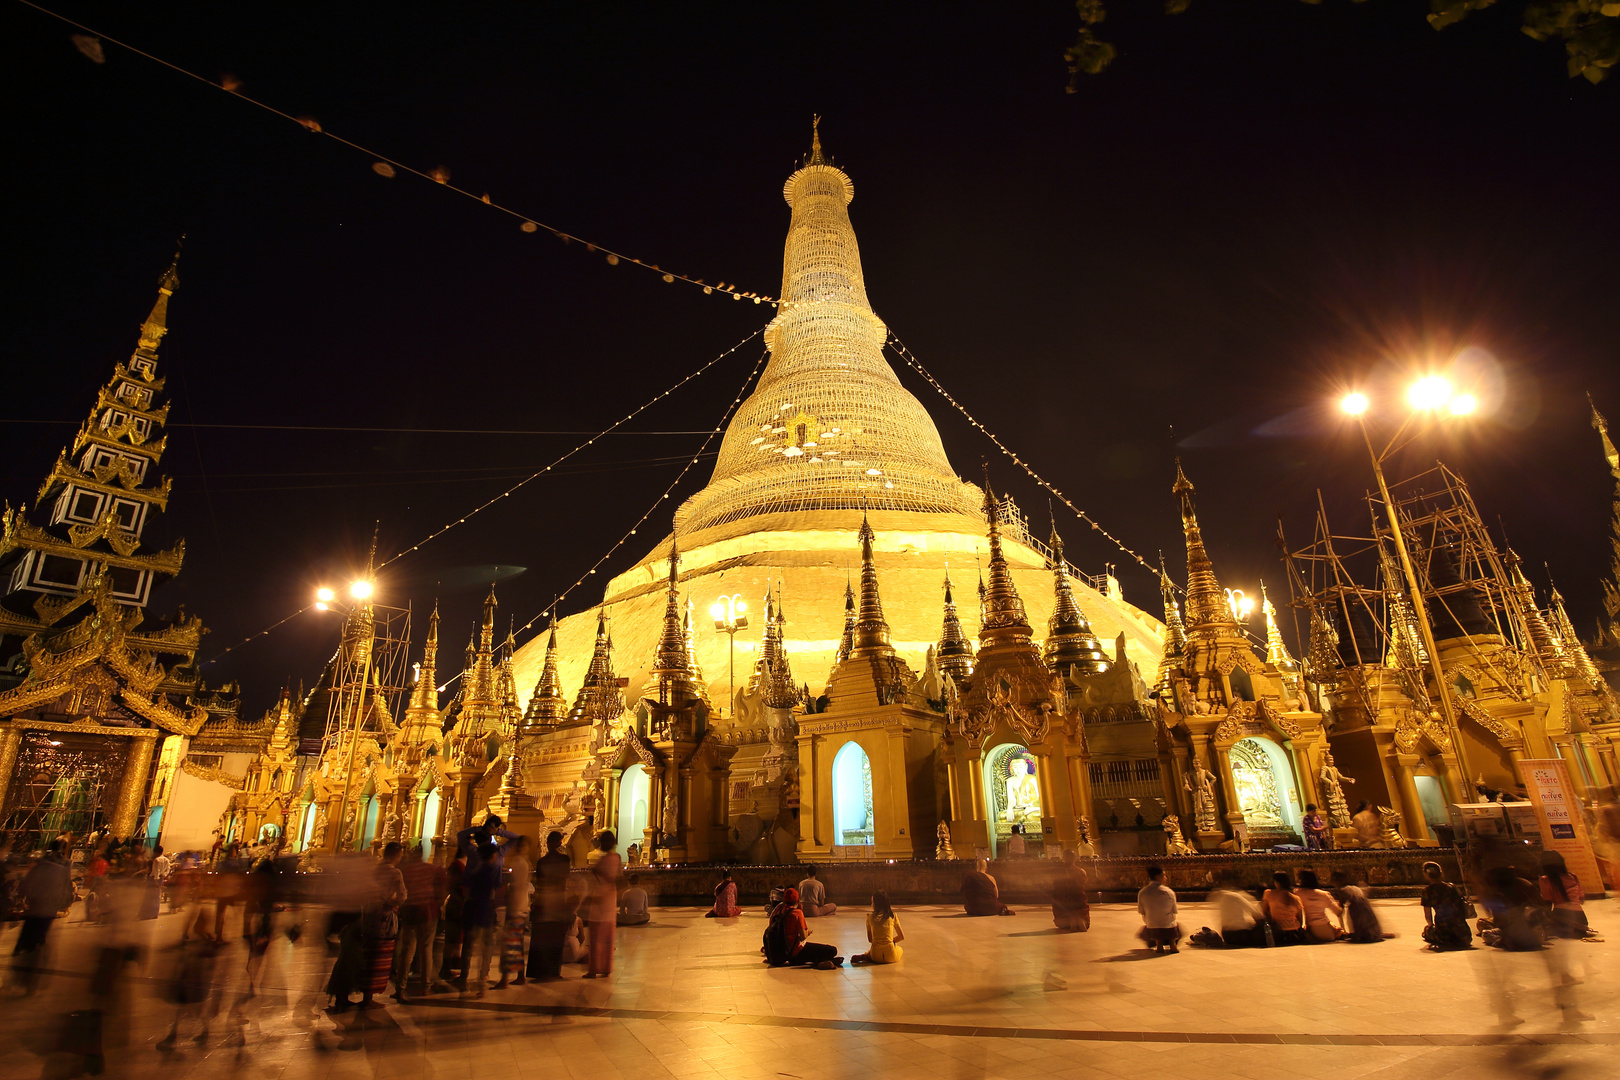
[762,904,791,966]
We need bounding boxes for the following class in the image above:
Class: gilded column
[0,724,23,817]
[1597,744,1619,790]
[962,746,990,853]
[1065,753,1095,843]
[796,733,819,851]
[110,733,159,839]
[1036,738,1078,848]
[1292,738,1324,811]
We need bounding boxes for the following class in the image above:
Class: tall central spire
[675,121,982,534]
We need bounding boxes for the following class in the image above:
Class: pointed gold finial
[809,114,825,166]
[1592,394,1619,475]
[136,243,182,355]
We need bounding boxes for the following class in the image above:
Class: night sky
[4,2,1617,717]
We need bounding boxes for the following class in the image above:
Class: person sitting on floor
[1480,866,1546,951]
[1136,865,1181,953]
[1050,849,1090,932]
[1263,871,1307,945]
[1296,870,1344,943]
[851,891,904,965]
[1329,870,1386,943]
[706,868,741,918]
[962,858,1015,916]
[560,908,588,966]
[1419,861,1473,951]
[617,874,650,926]
[779,887,843,969]
[797,865,838,916]
[1212,872,1265,948]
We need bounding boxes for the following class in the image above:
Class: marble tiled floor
[1,895,1613,1080]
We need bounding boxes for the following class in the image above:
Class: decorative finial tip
[809,114,824,165]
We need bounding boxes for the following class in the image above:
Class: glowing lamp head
[1340,392,1369,416]
[1448,393,1478,416]
[314,601,329,612]
[349,580,374,600]
[316,587,335,603]
[1407,375,1452,411]
[735,601,747,614]
[709,601,725,620]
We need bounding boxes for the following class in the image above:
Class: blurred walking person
[495,836,533,989]
[461,841,503,997]
[583,830,621,978]
[395,844,451,999]
[526,831,573,980]
[157,909,223,1050]
[1538,852,1590,939]
[7,840,73,995]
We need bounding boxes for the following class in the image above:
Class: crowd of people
[1137,851,1598,957]
[314,817,639,1010]
[4,812,1607,1024]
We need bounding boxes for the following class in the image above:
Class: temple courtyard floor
[0,896,1614,1080]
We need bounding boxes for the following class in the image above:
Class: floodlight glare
[1407,375,1452,411]
[1340,392,1369,416]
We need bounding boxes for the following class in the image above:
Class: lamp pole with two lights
[1339,377,1478,793]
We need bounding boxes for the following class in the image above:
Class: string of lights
[376,325,763,571]
[434,344,771,693]
[884,333,1163,580]
[200,605,314,667]
[18,0,778,305]
[515,344,768,637]
[198,327,761,667]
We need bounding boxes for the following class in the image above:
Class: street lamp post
[1340,379,1477,796]
[710,594,749,718]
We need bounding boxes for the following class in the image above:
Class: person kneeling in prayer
[962,859,1015,916]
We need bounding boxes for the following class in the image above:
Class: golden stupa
[510,124,1164,718]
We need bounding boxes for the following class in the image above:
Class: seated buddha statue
[1004,756,1040,822]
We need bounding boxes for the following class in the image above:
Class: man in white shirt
[1212,873,1265,947]
[797,865,837,916]
[1136,865,1180,953]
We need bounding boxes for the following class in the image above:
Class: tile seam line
[400,1001,1615,1044]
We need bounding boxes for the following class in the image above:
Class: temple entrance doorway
[1413,775,1447,830]
[617,763,650,856]
[982,742,1042,858]
[1,731,126,852]
[419,787,441,849]
[831,742,874,847]
[1229,736,1301,845]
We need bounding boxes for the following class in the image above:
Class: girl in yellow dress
[851,891,904,965]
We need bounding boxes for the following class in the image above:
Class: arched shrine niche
[831,741,874,847]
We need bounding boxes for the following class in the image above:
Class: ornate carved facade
[0,256,250,854]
